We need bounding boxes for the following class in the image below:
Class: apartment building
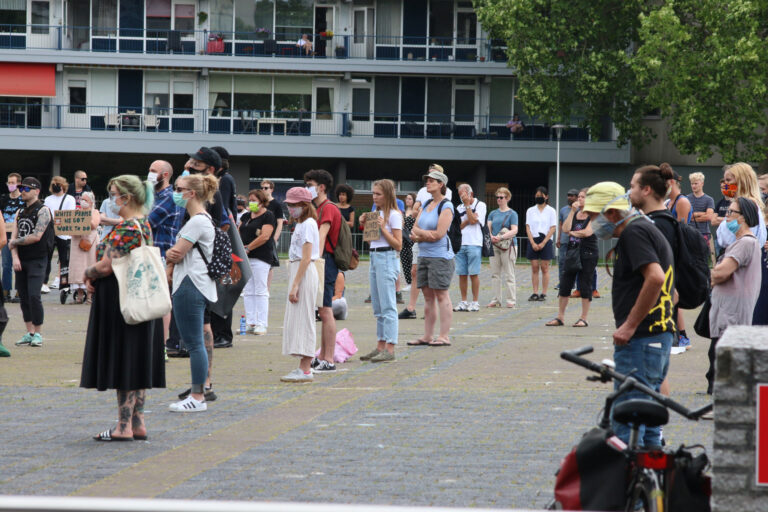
[0,0,631,207]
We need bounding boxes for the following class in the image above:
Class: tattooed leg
[131,390,147,437]
[204,324,213,388]
[115,390,136,437]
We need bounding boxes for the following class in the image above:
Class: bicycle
[547,345,713,512]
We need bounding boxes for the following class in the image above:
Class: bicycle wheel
[626,471,663,512]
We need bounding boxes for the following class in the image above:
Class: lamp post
[552,124,566,257]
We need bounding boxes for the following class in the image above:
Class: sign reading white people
[54,209,92,237]
[363,214,381,242]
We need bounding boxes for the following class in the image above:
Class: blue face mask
[592,193,633,240]
[173,191,188,208]
[726,219,741,234]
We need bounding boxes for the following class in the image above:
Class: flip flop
[428,339,451,347]
[545,318,564,326]
[133,434,148,441]
[573,319,589,327]
[93,429,133,442]
[407,339,432,346]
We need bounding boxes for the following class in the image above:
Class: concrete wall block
[713,448,755,468]
[714,380,750,404]
[714,427,749,447]
[713,495,768,512]
[754,350,768,381]
[712,471,749,494]
[715,404,755,424]
[717,345,753,383]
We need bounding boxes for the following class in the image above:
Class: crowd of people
[0,155,765,444]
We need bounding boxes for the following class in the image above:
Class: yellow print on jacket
[647,265,675,333]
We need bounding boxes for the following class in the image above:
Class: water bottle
[239,315,246,335]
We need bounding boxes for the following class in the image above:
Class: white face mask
[306,186,318,200]
[147,172,158,184]
[288,206,303,218]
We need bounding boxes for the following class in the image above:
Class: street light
[552,124,566,257]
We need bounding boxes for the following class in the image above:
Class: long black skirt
[80,274,166,391]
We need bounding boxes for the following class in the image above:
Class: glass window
[273,76,311,118]
[234,75,271,115]
[353,10,365,44]
[174,4,194,36]
[275,0,312,41]
[173,81,194,115]
[92,0,117,36]
[210,0,234,38]
[68,80,86,114]
[31,1,49,34]
[145,81,170,115]
[374,77,398,121]
[347,179,372,192]
[427,77,451,122]
[0,0,25,33]
[352,88,370,121]
[235,0,274,39]
[489,78,513,124]
[398,181,420,192]
[429,0,453,42]
[454,89,474,122]
[375,0,400,45]
[456,12,476,44]
[315,87,333,120]
[209,75,232,117]
[146,0,171,37]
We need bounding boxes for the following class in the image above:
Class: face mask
[7,184,16,192]
[722,183,737,198]
[52,184,62,193]
[108,195,123,216]
[147,172,158,184]
[592,193,632,240]
[306,186,318,200]
[534,196,546,205]
[172,191,188,208]
[288,206,303,218]
[726,219,741,234]
[180,170,190,177]
[249,202,260,212]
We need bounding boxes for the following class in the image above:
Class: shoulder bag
[111,220,172,325]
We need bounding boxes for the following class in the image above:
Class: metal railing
[0,104,607,142]
[0,24,508,62]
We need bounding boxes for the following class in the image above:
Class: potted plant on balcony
[255,27,271,40]
[319,30,334,41]
[335,45,346,58]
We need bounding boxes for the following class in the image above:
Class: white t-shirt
[289,218,319,261]
[416,186,452,207]
[173,213,217,303]
[369,209,403,249]
[456,199,487,246]
[716,212,767,250]
[44,193,77,240]
[526,204,558,237]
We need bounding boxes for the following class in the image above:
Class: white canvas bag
[111,220,171,325]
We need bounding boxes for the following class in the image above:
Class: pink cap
[285,186,313,204]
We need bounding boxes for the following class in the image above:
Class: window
[209,75,232,117]
[275,0,312,40]
[173,81,194,115]
[398,181,420,192]
[174,4,194,37]
[234,0,273,38]
[145,81,170,115]
[429,0,453,42]
[210,0,234,38]
[427,77,451,122]
[454,89,474,122]
[68,80,86,114]
[352,88,370,121]
[347,180,372,192]
[315,87,333,120]
[374,77,398,121]
[233,75,271,115]
[456,11,476,44]
[489,78,513,124]
[375,0,400,45]
[31,1,49,34]
[273,76,311,118]
[146,0,171,37]
[353,10,365,43]
[0,0,25,33]
[92,0,117,36]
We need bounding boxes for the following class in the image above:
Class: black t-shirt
[0,193,24,232]
[218,172,237,216]
[239,210,277,264]
[265,199,284,224]
[612,216,675,337]
[16,200,54,260]
[646,210,677,251]
[715,197,730,219]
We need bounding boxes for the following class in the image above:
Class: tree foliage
[474,0,768,163]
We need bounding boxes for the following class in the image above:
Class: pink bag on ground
[315,328,358,363]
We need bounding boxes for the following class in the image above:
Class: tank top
[567,215,598,253]
[16,200,54,260]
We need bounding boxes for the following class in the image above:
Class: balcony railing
[0,104,608,142]
[0,24,509,62]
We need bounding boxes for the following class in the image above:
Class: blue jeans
[455,245,482,275]
[611,331,673,447]
[370,250,399,344]
[172,276,208,393]
[1,242,12,292]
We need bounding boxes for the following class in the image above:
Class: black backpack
[423,198,462,253]
[650,211,710,309]
[194,214,233,282]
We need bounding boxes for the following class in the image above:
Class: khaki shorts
[417,256,455,290]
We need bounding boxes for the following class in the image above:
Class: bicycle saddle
[613,399,669,428]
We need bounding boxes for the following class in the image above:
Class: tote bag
[111,221,172,325]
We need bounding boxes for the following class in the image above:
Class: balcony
[0,24,508,64]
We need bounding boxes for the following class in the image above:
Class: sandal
[528,293,539,301]
[407,338,432,346]
[545,318,564,326]
[428,338,451,347]
[93,429,133,442]
[573,319,589,327]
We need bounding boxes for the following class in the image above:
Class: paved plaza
[1,261,713,509]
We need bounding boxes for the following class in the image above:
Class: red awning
[0,63,56,97]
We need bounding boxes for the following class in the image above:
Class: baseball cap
[21,177,41,189]
[210,146,230,162]
[582,182,630,213]
[422,169,449,185]
[186,147,222,170]
[671,170,682,182]
[567,188,579,196]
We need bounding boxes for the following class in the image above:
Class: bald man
[147,160,182,259]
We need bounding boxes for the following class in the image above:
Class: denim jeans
[1,242,13,292]
[370,250,399,344]
[172,276,209,393]
[611,331,673,447]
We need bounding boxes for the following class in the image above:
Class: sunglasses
[496,196,507,200]
[18,186,36,192]
[261,186,271,190]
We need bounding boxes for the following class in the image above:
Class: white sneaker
[41,284,50,294]
[253,324,267,335]
[468,301,480,312]
[50,277,60,289]
[281,368,314,383]
[169,396,207,413]
[453,301,468,312]
[402,284,411,291]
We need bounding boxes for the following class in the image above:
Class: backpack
[319,201,356,271]
[650,211,710,309]
[423,198,462,253]
[194,214,233,281]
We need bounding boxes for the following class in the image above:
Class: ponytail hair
[179,173,218,205]
[635,164,672,199]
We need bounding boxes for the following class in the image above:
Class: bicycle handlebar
[561,346,713,420]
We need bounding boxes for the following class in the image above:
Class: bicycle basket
[553,427,628,511]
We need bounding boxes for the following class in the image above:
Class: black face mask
[534,196,546,205]
[52,184,62,193]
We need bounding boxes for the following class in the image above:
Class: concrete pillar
[712,326,768,511]
[51,154,61,177]
[335,160,347,191]
[471,164,487,200]
[228,159,250,198]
